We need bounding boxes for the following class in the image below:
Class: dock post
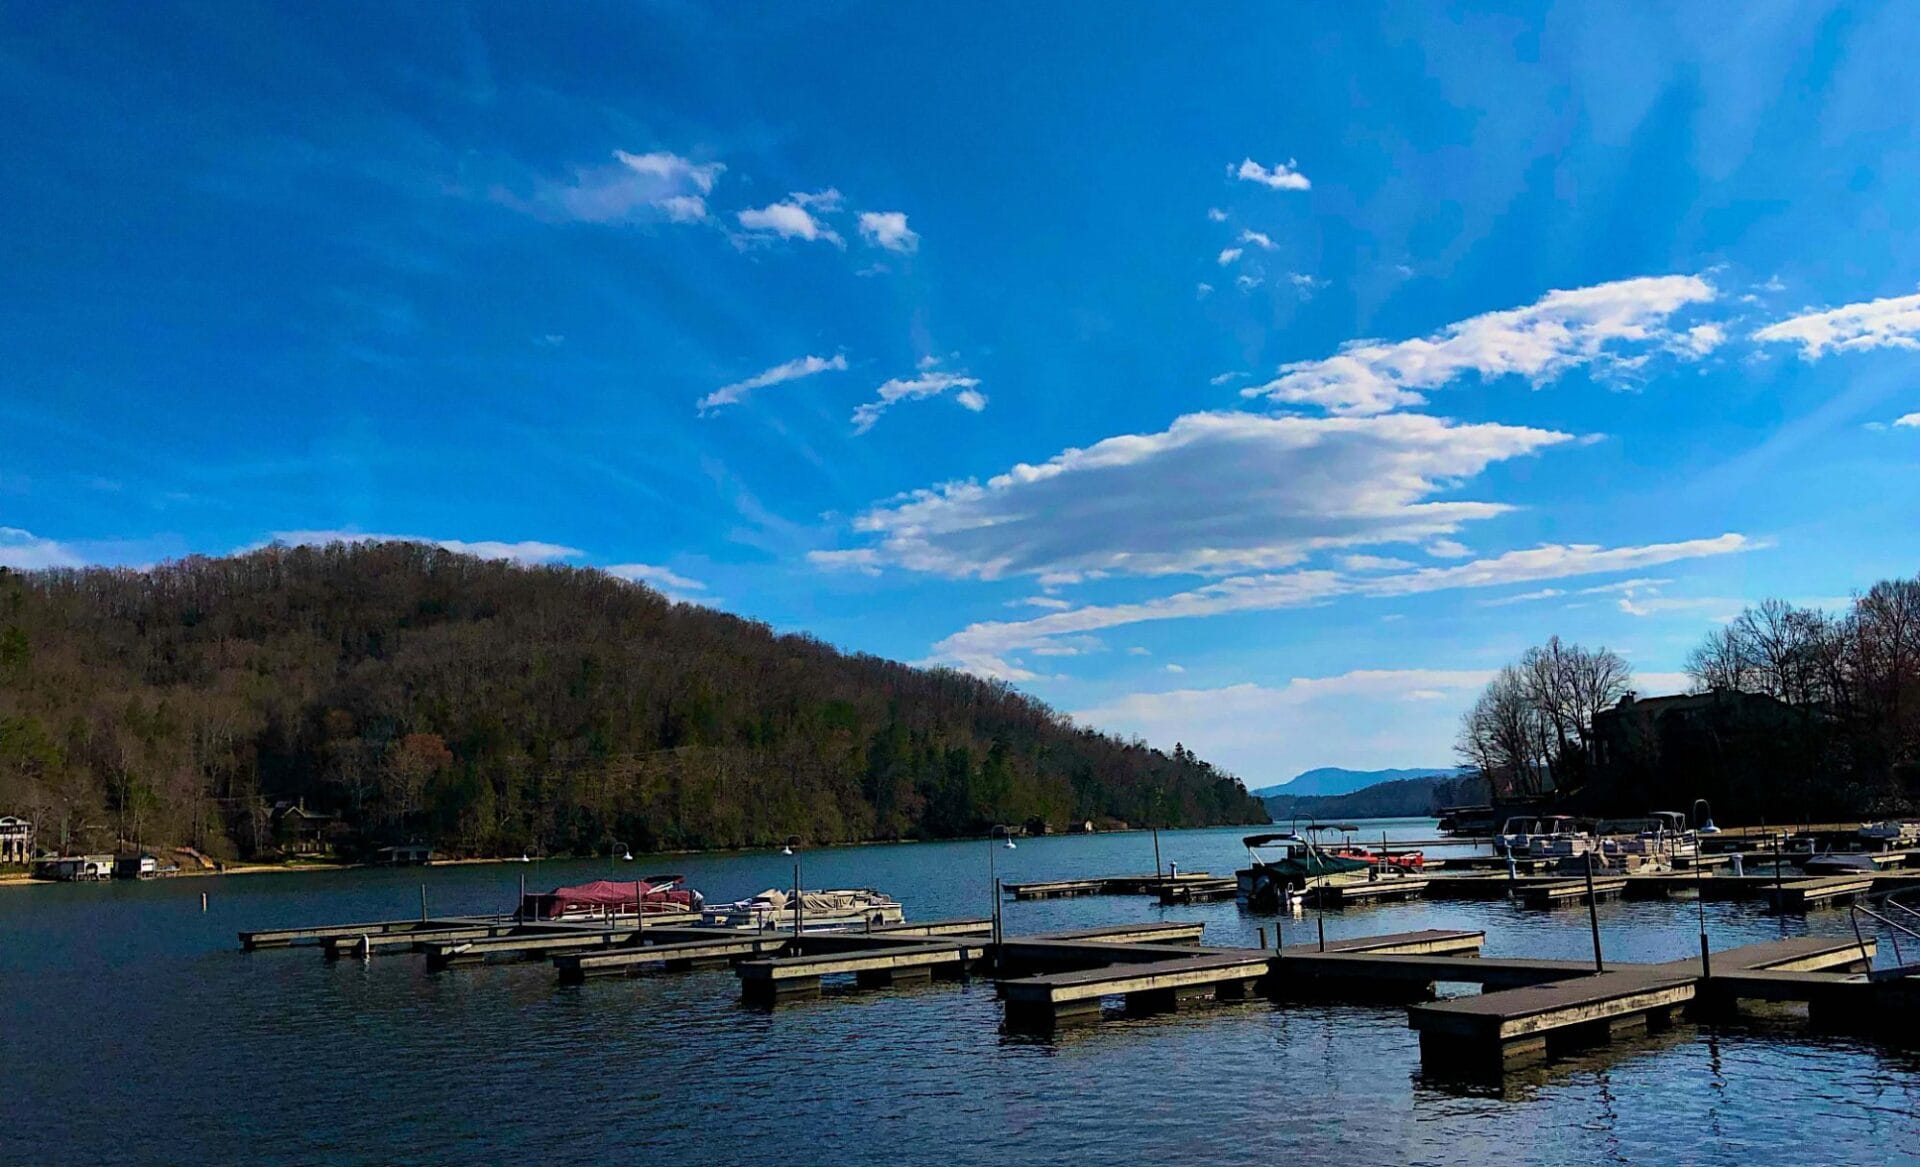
[420,884,427,922]
[1695,847,1712,979]
[1257,926,1267,950]
[1584,854,1604,972]
[1773,833,1784,913]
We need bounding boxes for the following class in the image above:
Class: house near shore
[0,816,33,865]
[270,799,340,856]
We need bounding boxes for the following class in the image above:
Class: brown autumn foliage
[0,541,1264,859]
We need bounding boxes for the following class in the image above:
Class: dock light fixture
[1695,799,1720,834]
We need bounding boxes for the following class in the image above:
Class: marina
[13,823,1920,1165]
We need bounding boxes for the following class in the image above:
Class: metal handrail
[1850,887,1920,972]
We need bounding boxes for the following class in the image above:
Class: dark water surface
[5,822,1917,1165]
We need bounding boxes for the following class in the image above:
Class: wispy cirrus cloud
[604,562,712,604]
[1753,290,1920,357]
[850,368,985,434]
[1245,275,1718,415]
[1234,157,1312,191]
[929,534,1757,679]
[698,354,848,413]
[820,411,1573,580]
[516,149,724,224]
[266,530,582,564]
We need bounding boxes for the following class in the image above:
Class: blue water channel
[3,821,1916,1165]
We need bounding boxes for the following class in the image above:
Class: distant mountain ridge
[1262,771,1488,822]
[1251,766,1465,799]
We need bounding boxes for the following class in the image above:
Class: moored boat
[519,875,704,921]
[1236,829,1373,911]
[702,887,904,932]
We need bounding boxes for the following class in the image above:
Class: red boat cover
[523,878,693,919]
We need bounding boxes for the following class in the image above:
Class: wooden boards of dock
[1406,935,1876,1072]
[1767,875,1875,911]
[1002,871,1217,901]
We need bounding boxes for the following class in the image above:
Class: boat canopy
[520,877,695,919]
[1243,833,1302,848]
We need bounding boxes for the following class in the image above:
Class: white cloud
[267,531,582,565]
[857,211,919,253]
[1482,588,1565,606]
[1196,282,1214,297]
[1682,323,1726,356]
[737,191,844,245]
[1338,554,1416,572]
[1245,275,1718,416]
[1754,291,1920,357]
[1235,274,1263,292]
[1008,595,1074,611]
[1164,663,1186,674]
[806,548,882,575]
[1896,413,1920,428]
[929,534,1755,679]
[0,527,84,570]
[826,411,1571,582]
[1424,539,1472,559]
[1217,247,1243,266]
[698,354,848,412]
[529,150,724,224]
[1206,208,1228,223]
[1286,272,1327,299]
[1238,230,1276,250]
[1234,157,1312,191]
[1127,646,1152,656]
[1072,668,1489,786]
[604,562,706,593]
[851,371,985,434]
[1209,371,1245,387]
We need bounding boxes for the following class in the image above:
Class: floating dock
[1768,875,1875,910]
[1302,876,1429,907]
[1518,876,1628,908]
[1002,872,1216,901]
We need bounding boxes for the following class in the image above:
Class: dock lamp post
[781,835,803,936]
[988,825,1017,949]
[1693,799,1715,978]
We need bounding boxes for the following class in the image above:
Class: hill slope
[0,542,1265,859]
[1251,766,1465,799]
[1263,773,1490,821]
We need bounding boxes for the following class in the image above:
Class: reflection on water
[2,823,1915,1166]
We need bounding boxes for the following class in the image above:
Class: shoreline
[0,821,1284,892]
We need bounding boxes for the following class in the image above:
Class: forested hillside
[0,542,1264,860]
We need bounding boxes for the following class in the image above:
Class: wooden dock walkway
[1768,875,1875,910]
[557,933,788,982]
[1303,876,1429,907]
[1519,876,1628,908]
[1406,935,1877,1071]
[1002,872,1217,901]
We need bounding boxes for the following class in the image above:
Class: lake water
[4,821,1917,1165]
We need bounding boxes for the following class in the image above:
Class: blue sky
[5,3,1919,786]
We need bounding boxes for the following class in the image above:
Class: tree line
[1456,572,1918,819]
[0,542,1265,861]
